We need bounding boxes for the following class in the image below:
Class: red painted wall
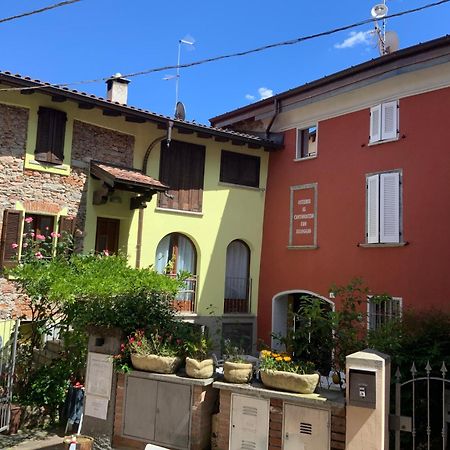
[258,87,450,343]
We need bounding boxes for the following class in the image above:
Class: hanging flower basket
[260,369,319,394]
[223,361,253,383]
[185,357,215,379]
[131,354,182,374]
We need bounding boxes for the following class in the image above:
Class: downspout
[265,98,281,140]
[135,122,172,269]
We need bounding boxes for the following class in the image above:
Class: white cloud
[245,94,256,101]
[334,31,372,49]
[258,87,273,99]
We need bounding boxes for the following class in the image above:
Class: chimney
[106,73,130,104]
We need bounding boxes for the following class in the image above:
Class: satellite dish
[384,31,399,54]
[371,3,388,19]
[175,101,186,121]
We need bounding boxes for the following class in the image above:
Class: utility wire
[0,0,448,92]
[0,0,82,25]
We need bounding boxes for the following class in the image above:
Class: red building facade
[211,36,450,345]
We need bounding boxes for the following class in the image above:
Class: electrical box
[348,369,376,409]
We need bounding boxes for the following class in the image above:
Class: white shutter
[381,101,398,140]
[367,174,380,243]
[380,172,400,243]
[369,105,382,143]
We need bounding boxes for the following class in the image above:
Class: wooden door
[95,218,120,254]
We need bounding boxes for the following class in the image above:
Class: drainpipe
[136,122,171,268]
[265,98,281,139]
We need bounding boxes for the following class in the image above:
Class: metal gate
[390,361,449,450]
[0,319,20,433]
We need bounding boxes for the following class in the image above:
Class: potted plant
[183,330,215,379]
[126,330,182,374]
[223,339,253,384]
[259,350,318,394]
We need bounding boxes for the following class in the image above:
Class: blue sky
[1,0,449,124]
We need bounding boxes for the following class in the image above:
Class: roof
[90,161,168,193]
[210,35,450,128]
[0,71,281,150]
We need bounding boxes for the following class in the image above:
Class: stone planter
[223,361,253,384]
[185,357,215,379]
[131,354,182,374]
[63,435,94,450]
[260,370,319,394]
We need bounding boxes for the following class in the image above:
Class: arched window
[224,240,250,313]
[155,233,197,312]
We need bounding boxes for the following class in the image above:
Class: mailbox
[349,369,376,409]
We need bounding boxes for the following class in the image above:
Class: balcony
[224,277,251,314]
[168,274,197,313]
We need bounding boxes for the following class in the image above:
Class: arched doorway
[272,290,335,373]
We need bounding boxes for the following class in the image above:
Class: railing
[167,274,197,313]
[224,277,251,313]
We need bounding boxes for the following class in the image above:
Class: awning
[90,160,168,194]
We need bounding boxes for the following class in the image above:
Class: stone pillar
[81,327,122,449]
[345,349,390,450]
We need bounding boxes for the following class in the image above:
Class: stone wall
[72,120,134,166]
[0,103,136,319]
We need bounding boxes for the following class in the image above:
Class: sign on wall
[289,183,318,248]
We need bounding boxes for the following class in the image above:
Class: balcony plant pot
[185,357,215,379]
[260,369,319,394]
[223,361,253,383]
[131,353,182,374]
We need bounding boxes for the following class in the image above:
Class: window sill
[218,182,262,191]
[368,136,399,146]
[155,207,203,217]
[358,242,408,248]
[287,245,318,250]
[293,154,317,162]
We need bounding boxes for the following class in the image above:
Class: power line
[0,0,82,25]
[0,0,448,92]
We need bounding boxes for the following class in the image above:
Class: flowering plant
[259,350,315,374]
[113,329,182,372]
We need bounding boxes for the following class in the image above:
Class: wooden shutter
[0,210,23,269]
[220,151,260,187]
[189,144,205,212]
[58,216,75,236]
[369,105,382,143]
[380,172,400,243]
[381,101,398,141]
[35,107,67,164]
[367,175,380,243]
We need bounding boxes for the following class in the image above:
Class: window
[220,151,260,188]
[296,126,317,159]
[368,296,402,330]
[155,233,197,312]
[0,210,74,269]
[95,218,120,254]
[224,240,251,313]
[35,107,67,164]
[158,140,205,212]
[369,101,398,143]
[366,171,401,244]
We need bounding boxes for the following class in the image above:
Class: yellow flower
[272,353,279,358]
[276,356,283,361]
[283,356,292,362]
[261,350,271,356]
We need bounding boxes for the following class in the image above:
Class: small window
[366,171,401,244]
[35,107,67,164]
[368,296,402,330]
[296,126,317,159]
[220,150,260,188]
[24,213,55,237]
[369,101,398,143]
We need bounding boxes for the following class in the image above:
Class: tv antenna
[371,1,398,55]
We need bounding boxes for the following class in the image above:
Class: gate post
[345,349,390,450]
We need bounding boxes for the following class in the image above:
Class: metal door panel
[123,377,157,441]
[155,382,191,449]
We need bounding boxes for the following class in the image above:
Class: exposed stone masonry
[0,103,136,318]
